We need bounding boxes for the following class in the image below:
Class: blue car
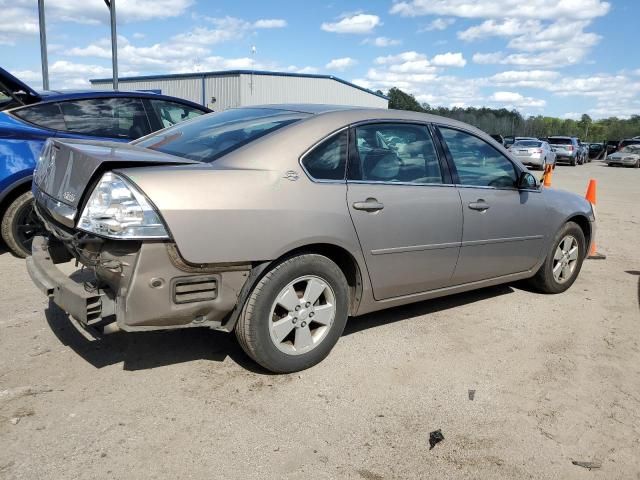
[0,67,210,256]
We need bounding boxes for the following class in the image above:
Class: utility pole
[104,0,118,90]
[38,0,49,90]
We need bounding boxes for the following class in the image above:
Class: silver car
[27,105,595,372]
[508,139,556,170]
[606,144,640,168]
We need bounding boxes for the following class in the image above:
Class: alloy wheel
[552,235,579,284]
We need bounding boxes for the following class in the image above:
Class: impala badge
[283,170,299,181]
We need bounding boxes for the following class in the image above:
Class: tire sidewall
[1,190,34,258]
[541,222,586,293]
[241,254,349,373]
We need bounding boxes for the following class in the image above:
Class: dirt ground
[1,160,639,480]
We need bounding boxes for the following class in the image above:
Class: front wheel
[235,254,349,373]
[528,221,586,294]
[1,191,44,258]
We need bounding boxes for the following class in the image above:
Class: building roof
[90,69,388,100]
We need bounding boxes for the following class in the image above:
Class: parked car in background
[548,136,581,166]
[617,138,640,151]
[490,134,505,146]
[606,144,640,168]
[27,105,594,373]
[576,139,590,163]
[588,142,605,159]
[605,140,620,156]
[508,139,556,170]
[0,67,211,257]
[504,135,515,147]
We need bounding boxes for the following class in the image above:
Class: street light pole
[38,0,49,90]
[104,0,118,90]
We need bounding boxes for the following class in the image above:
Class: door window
[301,130,347,181]
[350,123,442,184]
[149,99,205,128]
[56,98,151,139]
[439,127,517,188]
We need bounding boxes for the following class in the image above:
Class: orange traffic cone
[542,164,553,187]
[585,179,606,259]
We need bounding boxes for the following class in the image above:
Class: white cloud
[489,91,546,108]
[431,52,466,67]
[472,52,505,64]
[321,13,381,34]
[286,65,320,74]
[458,19,541,41]
[326,57,358,71]
[489,70,559,88]
[362,36,401,47]
[390,0,611,20]
[252,19,287,29]
[421,18,456,31]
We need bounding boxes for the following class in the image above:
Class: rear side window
[12,103,66,130]
[350,123,442,184]
[439,127,517,188]
[149,99,205,128]
[57,98,151,139]
[302,131,347,180]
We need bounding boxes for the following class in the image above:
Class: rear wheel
[570,157,577,166]
[1,191,43,258]
[235,254,349,373]
[528,221,585,294]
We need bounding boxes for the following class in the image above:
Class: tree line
[383,87,640,142]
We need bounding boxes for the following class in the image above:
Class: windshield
[135,108,308,162]
[621,145,640,153]
[513,140,541,148]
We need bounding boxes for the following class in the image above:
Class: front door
[436,126,548,284]
[347,122,463,300]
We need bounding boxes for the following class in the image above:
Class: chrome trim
[460,235,543,247]
[32,185,76,228]
[371,241,460,255]
[348,180,455,187]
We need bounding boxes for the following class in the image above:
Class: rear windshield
[134,108,307,163]
[513,140,541,147]
[619,140,640,149]
[548,138,572,145]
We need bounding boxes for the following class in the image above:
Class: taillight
[567,145,574,151]
[534,149,543,153]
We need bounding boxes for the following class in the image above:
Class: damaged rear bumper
[27,235,250,333]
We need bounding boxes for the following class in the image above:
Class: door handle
[352,198,384,212]
[468,200,490,211]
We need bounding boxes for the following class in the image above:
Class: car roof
[17,89,210,111]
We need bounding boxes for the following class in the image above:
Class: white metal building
[90,70,388,111]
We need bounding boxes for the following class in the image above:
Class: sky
[1,0,639,119]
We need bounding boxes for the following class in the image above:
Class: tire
[1,191,42,258]
[634,160,639,169]
[528,221,586,294]
[235,254,349,373]
[570,157,577,166]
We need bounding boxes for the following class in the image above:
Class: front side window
[149,99,205,128]
[301,131,347,180]
[350,123,442,184]
[56,98,151,139]
[439,127,517,188]
[12,102,66,130]
[135,108,307,163]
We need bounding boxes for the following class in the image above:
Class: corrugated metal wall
[238,74,387,109]
[92,73,387,110]
[93,77,204,105]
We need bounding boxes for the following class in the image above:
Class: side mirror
[518,171,539,189]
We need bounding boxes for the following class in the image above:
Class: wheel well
[0,181,31,223]
[568,214,592,249]
[277,243,364,315]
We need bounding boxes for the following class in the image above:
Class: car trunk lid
[33,138,200,227]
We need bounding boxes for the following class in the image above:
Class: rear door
[346,122,462,300]
[436,126,548,284]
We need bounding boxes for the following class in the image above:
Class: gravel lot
[1,160,638,480]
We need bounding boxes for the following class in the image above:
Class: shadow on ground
[45,284,516,374]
